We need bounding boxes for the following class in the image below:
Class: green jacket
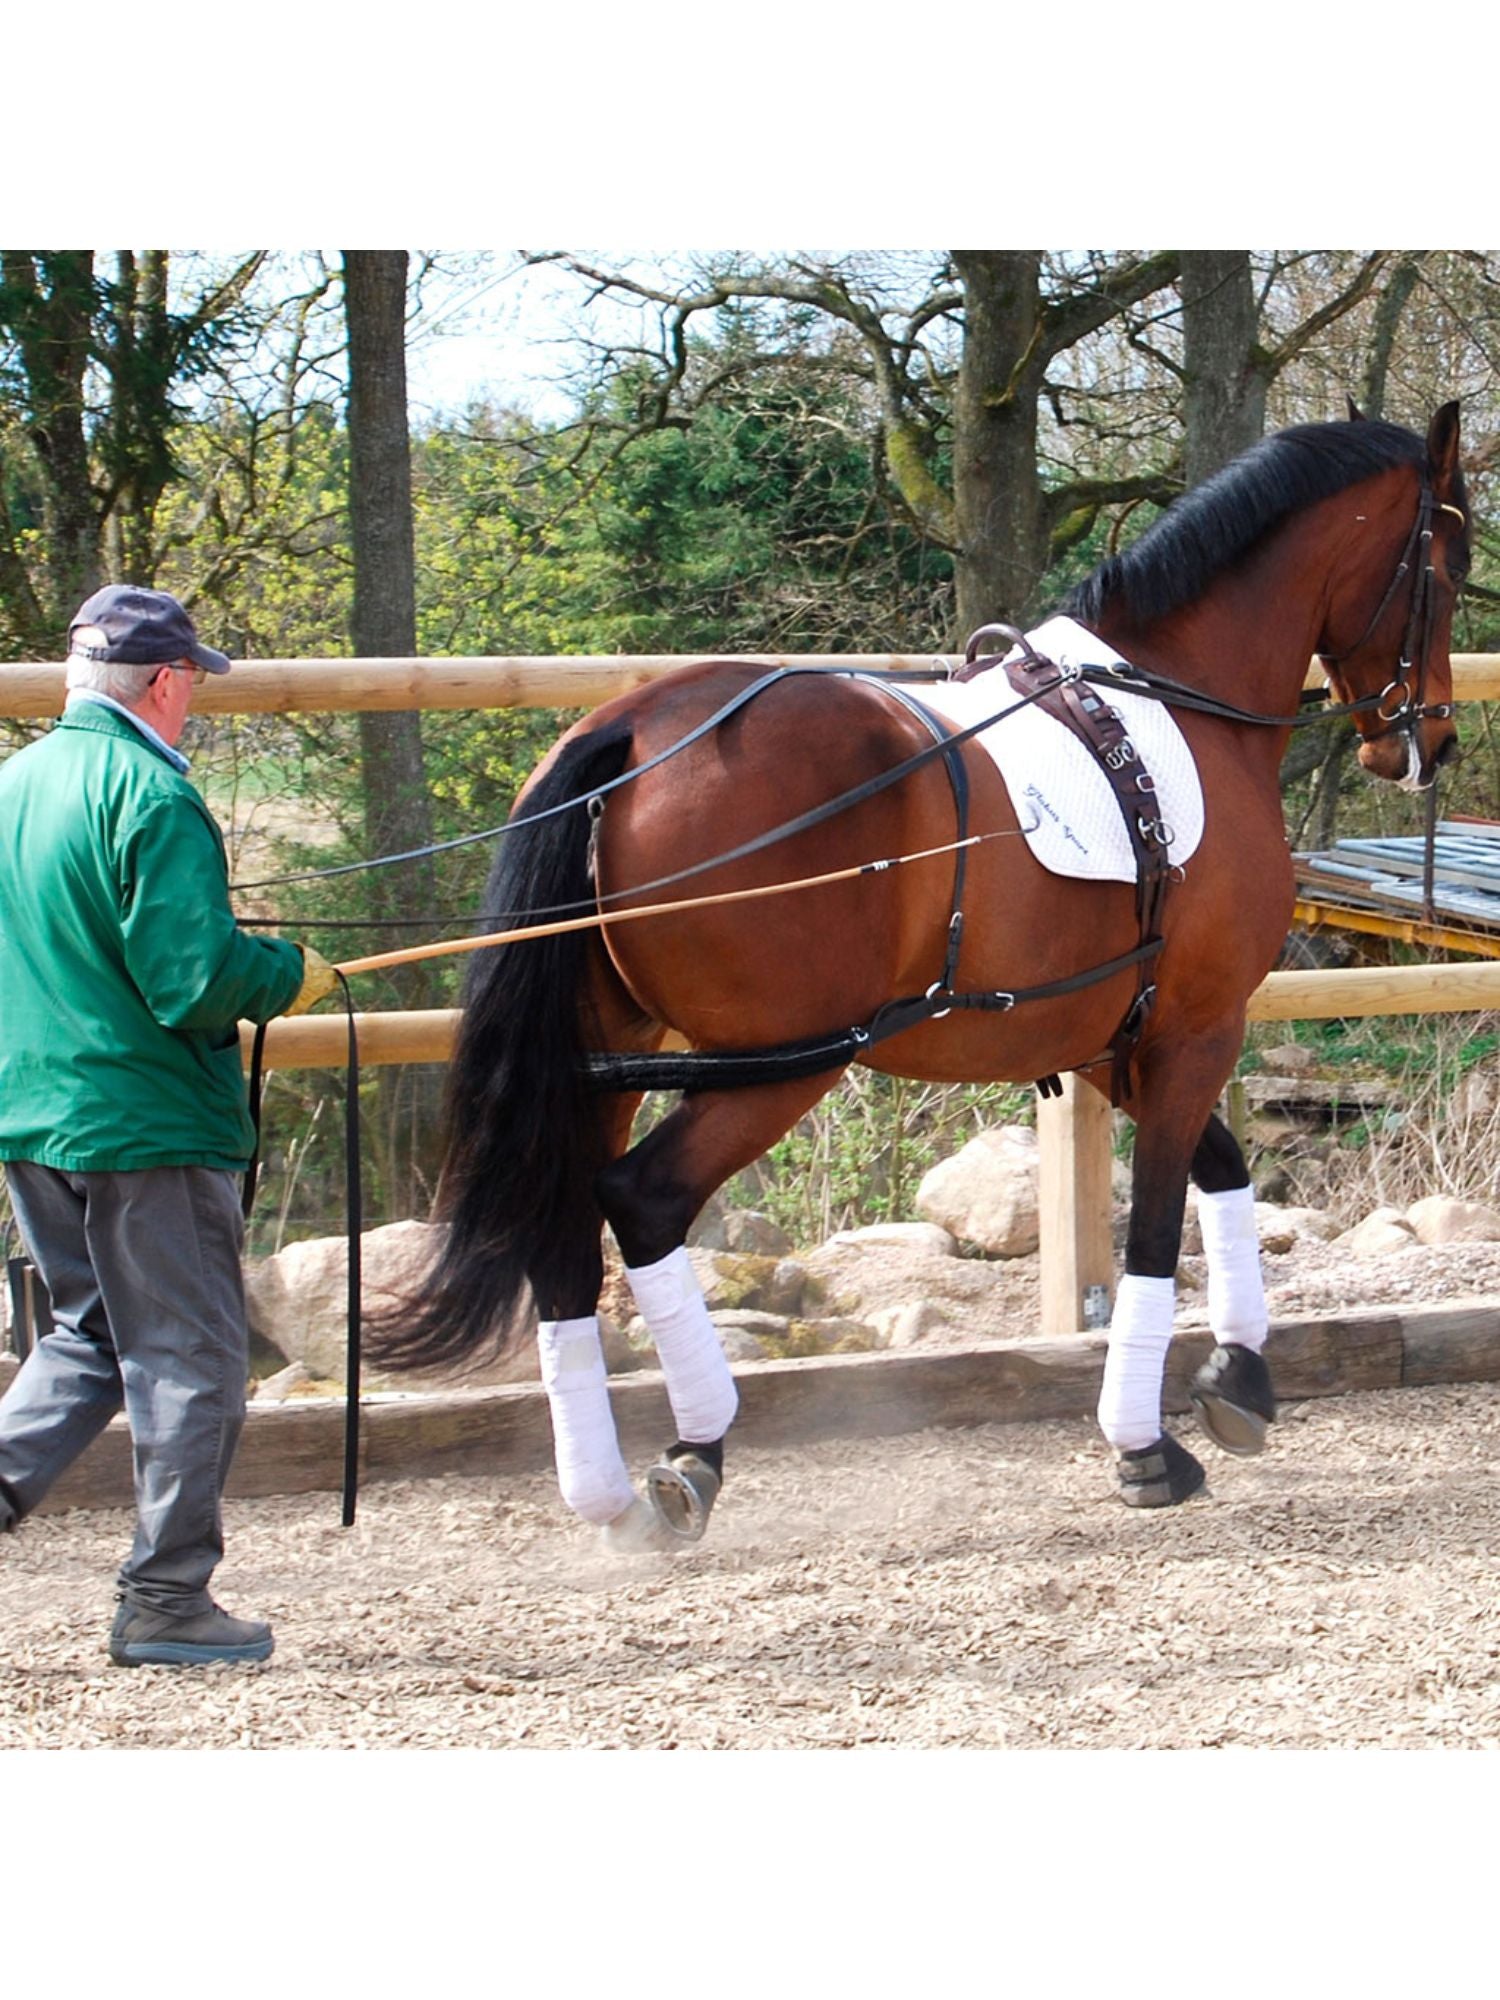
[0,703,304,1171]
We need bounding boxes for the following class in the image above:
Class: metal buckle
[1103,739,1138,770]
[923,979,953,1022]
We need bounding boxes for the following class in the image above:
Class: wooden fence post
[1037,1076,1116,1336]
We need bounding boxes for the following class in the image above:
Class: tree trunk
[1361,256,1423,421]
[950,251,1048,637]
[343,250,442,1216]
[0,251,103,640]
[1181,251,1267,488]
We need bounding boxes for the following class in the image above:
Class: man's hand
[284,944,339,1016]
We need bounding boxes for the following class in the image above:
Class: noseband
[1316,481,1466,748]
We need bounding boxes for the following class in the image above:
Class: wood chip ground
[5,1379,1500,1749]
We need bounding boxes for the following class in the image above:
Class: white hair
[65,654,165,702]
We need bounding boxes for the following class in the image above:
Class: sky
[401,253,647,425]
[14,6,1475,265]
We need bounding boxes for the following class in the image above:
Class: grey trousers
[0,1161,249,1615]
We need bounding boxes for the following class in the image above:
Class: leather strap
[997,649,1171,1104]
[241,988,363,1527]
[337,972,362,1528]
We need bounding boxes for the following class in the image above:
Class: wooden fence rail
[237,960,1500,1075]
[0,655,962,717]
[3,652,1500,716]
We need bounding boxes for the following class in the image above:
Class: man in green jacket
[0,584,337,1667]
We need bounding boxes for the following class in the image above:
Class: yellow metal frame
[1292,896,1500,961]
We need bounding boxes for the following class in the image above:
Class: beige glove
[284,944,340,1016]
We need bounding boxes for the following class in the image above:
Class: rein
[245,973,362,1526]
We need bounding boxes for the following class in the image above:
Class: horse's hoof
[1115,1432,1207,1508]
[1191,1342,1277,1457]
[599,1497,677,1555]
[644,1453,721,1544]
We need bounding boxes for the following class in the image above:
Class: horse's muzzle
[1358,714,1460,790]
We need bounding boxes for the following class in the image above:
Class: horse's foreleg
[1187,1112,1278,1456]
[1099,1057,1240,1508]
[1097,1117,1190,1489]
[596,1068,849,1546]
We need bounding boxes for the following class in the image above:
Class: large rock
[823,1222,958,1256]
[244,1220,542,1387]
[914,1126,1040,1257]
[1406,1195,1500,1246]
[688,1205,792,1256]
[868,1300,949,1349]
[722,1210,793,1257]
[1334,1207,1417,1259]
[686,1248,815,1316]
[1256,1204,1337,1254]
[708,1311,786,1361]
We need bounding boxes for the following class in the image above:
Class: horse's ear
[1427,400,1462,491]
[1346,395,1367,422]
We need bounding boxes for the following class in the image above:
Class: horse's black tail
[369,723,636,1372]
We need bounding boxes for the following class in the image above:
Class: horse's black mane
[1065,418,1427,626]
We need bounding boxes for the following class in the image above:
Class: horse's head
[1317,401,1468,791]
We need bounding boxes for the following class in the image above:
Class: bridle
[1315,478,1467,752]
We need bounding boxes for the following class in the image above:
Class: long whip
[329,830,1002,978]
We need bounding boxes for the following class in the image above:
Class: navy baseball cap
[68,584,232,675]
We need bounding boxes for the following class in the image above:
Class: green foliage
[718,1071,1032,1246]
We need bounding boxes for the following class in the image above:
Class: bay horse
[372,404,1469,1547]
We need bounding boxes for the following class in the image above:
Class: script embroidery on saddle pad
[902,615,1205,883]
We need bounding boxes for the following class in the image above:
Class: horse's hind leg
[595,1070,848,1547]
[1187,1112,1278,1456]
[528,1094,666,1547]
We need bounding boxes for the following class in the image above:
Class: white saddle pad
[899,615,1204,882]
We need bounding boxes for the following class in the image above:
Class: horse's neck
[1091,572,1322,719]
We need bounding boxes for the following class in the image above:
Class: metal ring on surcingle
[644,1454,722,1543]
[963,622,1029,666]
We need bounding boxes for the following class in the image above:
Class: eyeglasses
[153,662,206,688]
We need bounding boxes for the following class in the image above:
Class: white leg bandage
[536,1317,636,1525]
[1097,1274,1175,1451]
[625,1246,739,1445]
[1198,1185,1268,1353]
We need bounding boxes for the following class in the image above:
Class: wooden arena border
[9,1301,1498,1514]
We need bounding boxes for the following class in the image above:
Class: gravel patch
[794,1230,1500,1351]
[6,1379,1500,1748]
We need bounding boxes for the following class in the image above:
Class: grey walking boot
[109,1600,274,1667]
